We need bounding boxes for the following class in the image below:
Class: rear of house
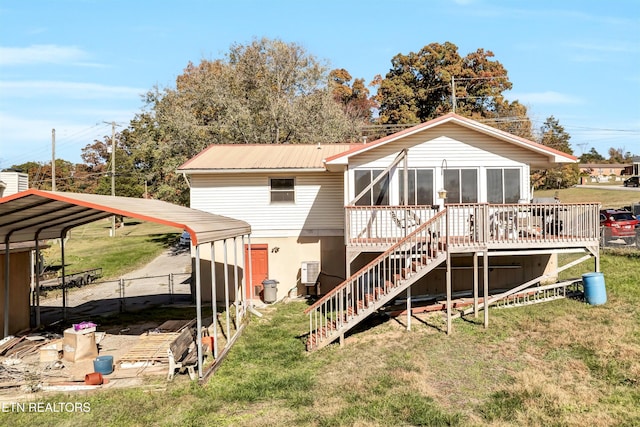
[179,113,599,315]
[180,144,352,302]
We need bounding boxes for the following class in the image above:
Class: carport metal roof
[0,189,251,245]
[1,189,253,380]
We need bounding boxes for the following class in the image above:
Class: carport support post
[223,239,231,341]
[247,235,253,308]
[233,237,239,323]
[3,237,10,338]
[61,233,67,320]
[195,245,203,379]
[210,241,218,359]
[241,235,247,314]
[35,238,41,327]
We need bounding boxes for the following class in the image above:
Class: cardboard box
[62,328,97,362]
[39,339,62,363]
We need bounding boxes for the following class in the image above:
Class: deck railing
[345,205,440,246]
[346,203,600,249]
[306,210,447,350]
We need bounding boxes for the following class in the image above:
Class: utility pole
[51,129,56,191]
[451,76,456,114]
[110,121,116,237]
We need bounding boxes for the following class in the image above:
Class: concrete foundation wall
[192,236,345,304]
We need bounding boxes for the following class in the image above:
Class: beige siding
[190,172,344,237]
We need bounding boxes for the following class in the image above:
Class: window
[270,178,295,203]
[354,169,389,206]
[487,169,520,203]
[399,169,434,205]
[443,169,478,203]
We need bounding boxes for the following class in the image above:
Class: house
[579,163,630,181]
[0,171,29,197]
[178,113,601,350]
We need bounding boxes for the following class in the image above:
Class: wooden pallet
[118,333,180,364]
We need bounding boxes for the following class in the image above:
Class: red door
[245,244,268,299]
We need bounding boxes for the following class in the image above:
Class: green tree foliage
[579,147,605,163]
[375,42,526,127]
[531,116,579,189]
[124,38,364,205]
[81,135,145,198]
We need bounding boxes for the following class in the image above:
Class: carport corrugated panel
[0,189,251,245]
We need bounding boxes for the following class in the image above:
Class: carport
[0,189,252,379]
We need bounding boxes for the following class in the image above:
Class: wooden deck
[346,202,600,254]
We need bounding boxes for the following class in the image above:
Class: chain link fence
[600,226,640,249]
[35,272,193,325]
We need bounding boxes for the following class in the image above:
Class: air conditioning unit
[301,261,320,285]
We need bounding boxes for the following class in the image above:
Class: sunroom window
[487,169,520,203]
[443,169,478,203]
[399,169,434,205]
[354,169,389,206]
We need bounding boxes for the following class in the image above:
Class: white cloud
[0,80,146,99]
[508,91,584,106]
[0,44,90,66]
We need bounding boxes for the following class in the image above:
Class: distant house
[179,113,600,349]
[579,163,629,178]
[0,171,28,197]
[630,156,640,176]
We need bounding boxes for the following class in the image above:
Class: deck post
[446,210,452,335]
[406,285,411,331]
[483,251,489,328]
[473,252,478,318]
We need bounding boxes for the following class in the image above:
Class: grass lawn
[534,186,640,209]
[42,218,182,280]
[2,250,638,427]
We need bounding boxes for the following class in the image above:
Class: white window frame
[269,177,295,204]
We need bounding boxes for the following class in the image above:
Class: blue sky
[1,0,639,169]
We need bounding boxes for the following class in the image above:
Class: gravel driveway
[39,245,193,324]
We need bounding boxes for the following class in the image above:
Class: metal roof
[0,189,251,246]
[178,143,356,173]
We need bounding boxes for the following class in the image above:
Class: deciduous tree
[375,42,514,124]
[125,38,364,205]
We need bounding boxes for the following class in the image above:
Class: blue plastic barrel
[582,272,607,305]
[93,355,114,375]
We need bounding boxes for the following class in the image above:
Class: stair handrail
[304,208,447,315]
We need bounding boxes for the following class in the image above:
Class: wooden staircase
[305,210,448,351]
